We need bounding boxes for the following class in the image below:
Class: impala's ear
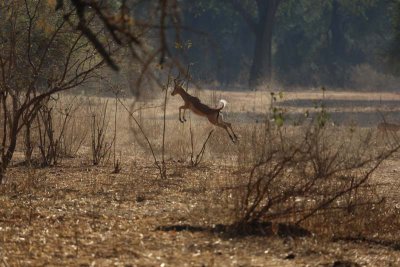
[174,79,182,87]
[174,73,181,85]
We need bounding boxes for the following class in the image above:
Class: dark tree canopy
[45,0,400,89]
[177,0,397,89]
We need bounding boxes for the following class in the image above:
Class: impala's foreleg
[182,108,187,122]
[178,105,188,123]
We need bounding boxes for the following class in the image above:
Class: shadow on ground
[156,222,312,238]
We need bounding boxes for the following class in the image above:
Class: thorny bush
[230,116,400,234]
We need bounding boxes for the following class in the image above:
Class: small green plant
[315,87,330,128]
[270,91,286,128]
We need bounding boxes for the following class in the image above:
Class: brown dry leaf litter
[1,158,400,267]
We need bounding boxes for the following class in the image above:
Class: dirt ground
[1,158,400,266]
[1,90,400,266]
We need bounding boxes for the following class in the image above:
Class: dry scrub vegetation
[1,89,400,266]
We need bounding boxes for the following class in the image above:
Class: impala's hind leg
[226,122,238,141]
[216,114,237,143]
[217,123,235,143]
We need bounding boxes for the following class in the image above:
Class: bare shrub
[37,102,61,166]
[190,127,214,167]
[88,99,113,166]
[23,120,36,165]
[112,93,121,174]
[0,1,104,182]
[376,121,400,147]
[28,96,87,166]
[57,97,88,158]
[229,117,400,233]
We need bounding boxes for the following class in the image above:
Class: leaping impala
[171,78,238,143]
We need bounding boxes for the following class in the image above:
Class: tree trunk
[0,116,19,184]
[249,0,281,88]
[0,96,23,184]
[24,124,33,165]
[328,0,346,86]
[329,0,345,60]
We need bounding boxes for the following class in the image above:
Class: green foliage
[270,91,286,128]
[174,40,192,50]
[269,88,332,129]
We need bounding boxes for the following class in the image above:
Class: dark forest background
[172,0,400,90]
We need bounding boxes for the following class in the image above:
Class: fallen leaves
[0,159,399,266]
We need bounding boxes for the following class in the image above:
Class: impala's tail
[218,99,228,110]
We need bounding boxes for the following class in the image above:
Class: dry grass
[1,158,400,266]
[1,89,400,266]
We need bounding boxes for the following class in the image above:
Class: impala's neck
[175,86,191,101]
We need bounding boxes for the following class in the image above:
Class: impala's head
[171,77,184,96]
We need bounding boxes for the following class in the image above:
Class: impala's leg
[219,123,235,143]
[213,119,235,143]
[179,105,189,123]
[178,106,185,123]
[226,122,238,140]
[182,108,187,122]
[216,114,237,142]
